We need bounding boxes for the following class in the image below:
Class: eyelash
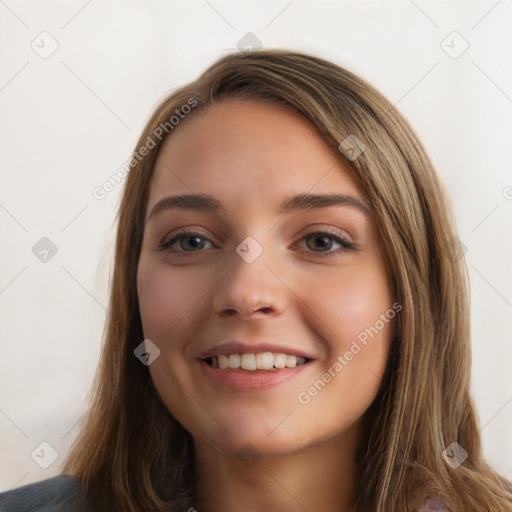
[156,228,359,258]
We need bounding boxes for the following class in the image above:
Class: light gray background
[1,0,511,491]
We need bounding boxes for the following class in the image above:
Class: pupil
[310,235,330,251]
[185,236,202,250]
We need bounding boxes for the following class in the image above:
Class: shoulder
[419,495,452,511]
[0,475,92,512]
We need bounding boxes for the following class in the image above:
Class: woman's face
[137,99,397,458]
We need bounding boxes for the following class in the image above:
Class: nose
[212,244,287,320]
[220,302,274,319]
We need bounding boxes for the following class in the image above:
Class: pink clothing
[419,495,452,511]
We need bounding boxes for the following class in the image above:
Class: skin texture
[136,99,398,512]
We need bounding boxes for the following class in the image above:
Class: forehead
[148,99,365,214]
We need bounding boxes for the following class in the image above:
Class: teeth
[228,354,240,369]
[274,353,287,368]
[256,352,273,369]
[241,353,257,370]
[218,355,229,369]
[207,352,308,370]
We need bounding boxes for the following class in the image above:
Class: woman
[1,48,511,512]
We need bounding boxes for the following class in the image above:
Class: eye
[296,230,359,258]
[156,228,359,257]
[157,229,214,252]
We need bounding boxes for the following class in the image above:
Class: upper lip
[197,340,316,360]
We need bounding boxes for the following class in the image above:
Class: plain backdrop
[1,0,511,491]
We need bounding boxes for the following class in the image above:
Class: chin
[213,435,305,461]
[197,420,309,458]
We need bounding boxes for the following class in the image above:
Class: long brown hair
[62,48,512,511]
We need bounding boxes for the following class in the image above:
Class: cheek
[137,261,203,339]
[316,265,394,406]
[309,264,393,350]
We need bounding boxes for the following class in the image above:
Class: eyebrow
[145,192,373,224]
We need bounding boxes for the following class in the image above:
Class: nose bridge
[212,232,285,317]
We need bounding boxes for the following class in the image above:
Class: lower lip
[198,359,314,391]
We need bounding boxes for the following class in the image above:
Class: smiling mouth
[202,352,313,371]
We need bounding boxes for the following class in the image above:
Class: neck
[193,423,362,512]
